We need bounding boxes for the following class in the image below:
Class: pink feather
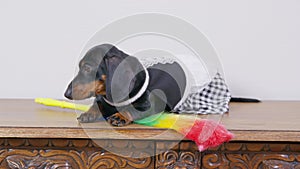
[178,119,234,151]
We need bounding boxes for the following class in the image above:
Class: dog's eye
[82,65,92,73]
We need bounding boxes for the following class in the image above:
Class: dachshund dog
[65,44,186,126]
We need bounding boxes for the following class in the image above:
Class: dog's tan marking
[107,112,133,127]
[95,75,106,95]
[72,79,106,99]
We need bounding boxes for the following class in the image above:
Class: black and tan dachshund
[64,44,186,126]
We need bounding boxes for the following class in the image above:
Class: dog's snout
[64,83,73,100]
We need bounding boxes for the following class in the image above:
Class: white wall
[0,0,299,100]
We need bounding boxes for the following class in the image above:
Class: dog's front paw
[107,112,132,127]
[77,109,101,123]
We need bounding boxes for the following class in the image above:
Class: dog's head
[64,44,146,103]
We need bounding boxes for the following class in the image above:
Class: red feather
[178,119,234,151]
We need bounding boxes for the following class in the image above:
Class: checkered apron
[173,73,231,114]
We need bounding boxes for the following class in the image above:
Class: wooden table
[0,99,299,168]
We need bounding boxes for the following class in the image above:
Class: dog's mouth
[65,90,93,100]
[65,80,105,100]
[64,83,92,100]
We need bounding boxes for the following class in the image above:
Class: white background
[0,0,299,100]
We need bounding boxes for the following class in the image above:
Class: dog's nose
[64,84,73,100]
[64,89,73,99]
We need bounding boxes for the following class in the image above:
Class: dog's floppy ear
[104,47,146,105]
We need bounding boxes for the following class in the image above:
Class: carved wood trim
[202,143,300,169]
[0,149,154,169]
[155,141,201,169]
[156,150,201,169]
[6,154,73,169]
[262,159,300,169]
[0,139,154,169]
[206,142,300,152]
[1,139,300,169]
[202,153,300,169]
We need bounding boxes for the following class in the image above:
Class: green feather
[134,112,168,126]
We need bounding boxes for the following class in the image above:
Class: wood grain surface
[0,99,299,142]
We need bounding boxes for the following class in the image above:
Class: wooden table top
[0,99,299,142]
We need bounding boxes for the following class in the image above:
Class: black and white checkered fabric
[174,73,231,114]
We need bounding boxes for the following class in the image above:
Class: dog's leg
[77,102,103,122]
[107,91,165,127]
[107,112,133,127]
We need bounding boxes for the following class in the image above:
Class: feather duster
[35,98,233,151]
[134,112,233,151]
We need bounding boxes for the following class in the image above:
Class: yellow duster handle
[35,98,90,112]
